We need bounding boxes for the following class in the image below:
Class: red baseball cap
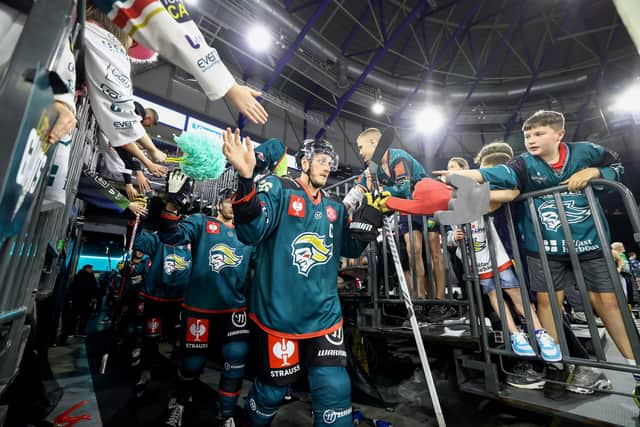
[386,178,452,215]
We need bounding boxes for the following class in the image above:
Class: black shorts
[182,308,250,352]
[527,255,614,293]
[255,324,347,386]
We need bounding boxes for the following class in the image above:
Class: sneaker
[427,304,458,323]
[165,398,185,427]
[543,365,571,400]
[506,361,545,390]
[535,330,562,362]
[135,369,152,398]
[220,417,236,427]
[566,366,612,395]
[510,332,536,357]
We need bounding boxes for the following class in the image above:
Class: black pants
[72,297,92,335]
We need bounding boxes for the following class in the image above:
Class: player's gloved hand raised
[349,202,383,242]
[166,169,193,207]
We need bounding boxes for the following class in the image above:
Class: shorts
[181,308,250,353]
[398,214,425,236]
[479,267,520,295]
[255,324,347,386]
[527,256,614,293]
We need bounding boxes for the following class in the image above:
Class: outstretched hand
[225,84,268,125]
[222,128,255,179]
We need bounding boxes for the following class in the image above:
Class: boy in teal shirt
[436,110,637,400]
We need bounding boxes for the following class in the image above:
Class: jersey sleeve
[93,0,235,101]
[159,213,202,246]
[53,41,77,116]
[133,231,158,255]
[479,160,522,190]
[233,176,283,245]
[77,168,129,212]
[83,23,145,148]
[383,157,413,198]
[585,142,624,182]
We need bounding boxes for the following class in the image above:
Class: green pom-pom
[174,131,226,180]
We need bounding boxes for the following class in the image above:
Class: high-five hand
[222,128,255,179]
[225,84,269,125]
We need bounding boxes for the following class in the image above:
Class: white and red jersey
[84,22,145,148]
[450,216,512,279]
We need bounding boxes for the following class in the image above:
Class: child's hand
[225,84,268,125]
[561,167,600,192]
[453,229,464,241]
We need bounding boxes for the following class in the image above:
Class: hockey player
[160,182,253,427]
[131,229,192,397]
[222,128,368,427]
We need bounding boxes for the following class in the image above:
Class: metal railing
[0,0,88,395]
[335,173,640,394]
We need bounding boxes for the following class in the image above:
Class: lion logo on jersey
[538,199,591,232]
[164,254,191,275]
[209,244,243,272]
[291,232,333,277]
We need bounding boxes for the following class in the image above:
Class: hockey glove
[349,202,383,242]
[342,185,366,212]
[365,191,391,213]
[166,169,193,208]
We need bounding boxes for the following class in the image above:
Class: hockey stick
[382,217,445,427]
[367,127,446,426]
[101,214,141,374]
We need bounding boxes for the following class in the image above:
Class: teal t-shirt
[479,142,623,257]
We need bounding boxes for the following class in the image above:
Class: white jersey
[99,1,235,101]
[97,131,130,181]
[84,22,145,148]
[451,216,512,279]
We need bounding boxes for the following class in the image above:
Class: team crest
[538,198,591,232]
[209,244,243,272]
[164,253,191,275]
[291,232,333,277]
[288,195,306,217]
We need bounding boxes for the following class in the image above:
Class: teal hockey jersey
[160,214,252,312]
[133,231,191,301]
[357,148,427,198]
[479,142,623,257]
[233,175,366,338]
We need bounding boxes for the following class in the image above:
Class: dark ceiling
[184,0,638,134]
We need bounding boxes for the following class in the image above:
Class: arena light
[415,105,445,133]
[609,80,640,113]
[246,24,273,52]
[371,100,385,115]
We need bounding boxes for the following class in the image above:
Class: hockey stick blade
[434,174,490,225]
